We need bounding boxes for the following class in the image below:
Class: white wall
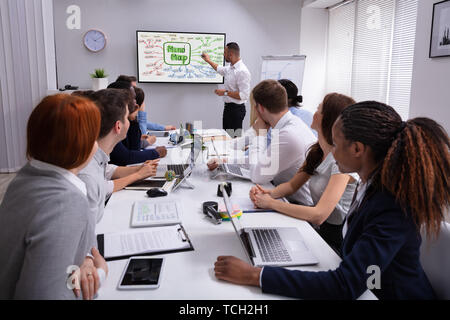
[410,0,450,133]
[53,0,304,130]
[299,6,328,114]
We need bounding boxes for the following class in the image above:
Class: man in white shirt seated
[208,79,317,205]
[77,89,158,223]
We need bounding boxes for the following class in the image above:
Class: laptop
[211,138,251,180]
[221,184,319,267]
[126,135,202,191]
[147,130,170,138]
[163,134,202,192]
[155,134,203,177]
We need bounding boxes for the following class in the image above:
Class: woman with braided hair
[213,101,449,300]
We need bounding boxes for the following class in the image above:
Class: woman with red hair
[0,94,107,300]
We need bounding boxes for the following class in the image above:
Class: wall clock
[83,29,107,52]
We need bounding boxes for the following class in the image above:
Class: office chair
[420,221,450,300]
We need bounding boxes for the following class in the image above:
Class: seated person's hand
[91,247,108,276]
[214,256,261,287]
[141,134,156,145]
[249,184,271,204]
[253,192,275,209]
[137,160,159,179]
[252,117,270,136]
[165,125,176,130]
[207,157,227,171]
[75,256,100,300]
[155,146,167,158]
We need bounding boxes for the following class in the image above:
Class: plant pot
[92,77,108,91]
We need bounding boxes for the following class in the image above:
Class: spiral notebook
[97,224,193,261]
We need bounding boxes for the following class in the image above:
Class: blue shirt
[137,111,165,133]
[266,107,316,146]
[289,107,316,137]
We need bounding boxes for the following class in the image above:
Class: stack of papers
[195,129,228,137]
[100,224,191,260]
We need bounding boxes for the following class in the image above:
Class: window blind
[326,0,418,120]
[351,0,395,103]
[325,0,355,96]
[388,0,418,120]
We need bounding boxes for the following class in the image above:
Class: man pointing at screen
[201,42,251,136]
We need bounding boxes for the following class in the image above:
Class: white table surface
[96,142,377,300]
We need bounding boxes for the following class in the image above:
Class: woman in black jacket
[213,101,449,300]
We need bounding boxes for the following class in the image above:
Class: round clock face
[83,29,106,52]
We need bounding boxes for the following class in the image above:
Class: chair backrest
[420,222,450,300]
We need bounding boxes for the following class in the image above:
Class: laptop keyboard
[167,164,188,175]
[252,229,292,263]
[227,164,250,176]
[227,165,242,176]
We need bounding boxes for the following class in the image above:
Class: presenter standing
[202,42,251,136]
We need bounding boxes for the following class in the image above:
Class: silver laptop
[156,134,203,177]
[167,134,202,192]
[211,139,251,180]
[221,184,318,267]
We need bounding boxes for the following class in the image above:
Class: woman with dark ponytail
[250,93,357,252]
[215,101,449,300]
[278,79,315,133]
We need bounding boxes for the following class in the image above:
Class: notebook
[130,200,182,227]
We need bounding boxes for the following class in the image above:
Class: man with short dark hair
[202,42,251,135]
[78,89,159,223]
[209,80,316,205]
[112,76,176,132]
[116,75,137,87]
[247,80,316,204]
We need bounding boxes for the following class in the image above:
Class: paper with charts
[137,31,225,83]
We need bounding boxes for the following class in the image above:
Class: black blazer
[109,121,159,166]
[261,189,436,300]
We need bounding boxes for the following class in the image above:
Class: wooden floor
[0,173,16,204]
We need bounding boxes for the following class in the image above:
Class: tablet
[148,131,169,137]
[125,179,167,190]
[117,257,164,290]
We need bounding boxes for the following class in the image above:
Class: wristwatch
[224,90,228,96]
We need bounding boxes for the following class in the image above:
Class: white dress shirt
[78,148,110,223]
[104,164,118,198]
[216,59,251,104]
[308,153,359,225]
[247,111,317,205]
[342,180,369,238]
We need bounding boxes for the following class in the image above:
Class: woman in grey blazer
[0,94,106,300]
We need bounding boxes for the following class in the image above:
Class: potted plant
[90,68,108,90]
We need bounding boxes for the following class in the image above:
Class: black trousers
[223,103,246,137]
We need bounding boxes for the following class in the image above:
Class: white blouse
[308,153,359,225]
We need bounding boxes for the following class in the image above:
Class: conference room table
[96,134,377,300]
